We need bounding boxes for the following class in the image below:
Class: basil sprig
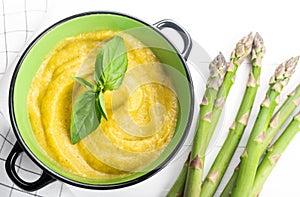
[70,36,128,144]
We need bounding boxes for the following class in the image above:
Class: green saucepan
[5,12,194,191]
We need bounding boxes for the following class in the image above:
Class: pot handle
[5,142,56,191]
[154,19,192,60]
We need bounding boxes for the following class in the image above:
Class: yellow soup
[27,31,178,179]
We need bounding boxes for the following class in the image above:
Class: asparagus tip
[251,33,266,65]
[207,52,228,90]
[212,52,227,72]
[270,56,299,90]
[234,32,253,60]
[254,32,263,43]
[285,56,300,74]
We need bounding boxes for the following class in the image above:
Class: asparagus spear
[184,33,253,197]
[220,164,240,197]
[220,83,300,196]
[250,111,300,197]
[166,53,227,197]
[202,33,254,150]
[201,33,265,197]
[263,84,300,151]
[232,56,299,197]
[166,154,190,197]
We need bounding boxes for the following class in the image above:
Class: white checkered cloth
[0,0,74,196]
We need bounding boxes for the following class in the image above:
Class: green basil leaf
[95,36,128,90]
[71,36,128,144]
[70,91,100,144]
[72,76,96,91]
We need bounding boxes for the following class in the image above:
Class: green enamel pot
[5,12,194,191]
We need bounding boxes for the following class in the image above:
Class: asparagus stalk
[250,111,300,197]
[167,53,227,197]
[182,52,227,196]
[232,56,299,197]
[166,154,190,197]
[220,164,240,197]
[201,33,265,197]
[263,84,300,151]
[202,33,254,150]
[220,83,300,196]
[184,33,253,197]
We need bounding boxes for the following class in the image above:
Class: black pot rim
[8,11,195,190]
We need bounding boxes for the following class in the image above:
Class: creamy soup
[27,31,178,179]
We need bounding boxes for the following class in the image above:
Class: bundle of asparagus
[166,32,300,197]
[167,33,253,197]
[232,56,299,197]
[251,111,300,196]
[201,32,265,197]
[221,57,300,197]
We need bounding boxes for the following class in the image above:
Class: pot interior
[11,12,193,186]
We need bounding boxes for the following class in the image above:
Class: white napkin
[0,0,47,79]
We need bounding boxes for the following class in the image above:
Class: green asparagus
[220,83,300,196]
[184,33,253,197]
[166,154,190,197]
[167,52,227,197]
[220,164,240,197]
[201,32,265,197]
[250,111,300,196]
[263,84,300,150]
[232,56,299,197]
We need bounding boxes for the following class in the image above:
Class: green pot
[6,12,194,191]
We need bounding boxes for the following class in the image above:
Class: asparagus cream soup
[27,31,178,179]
